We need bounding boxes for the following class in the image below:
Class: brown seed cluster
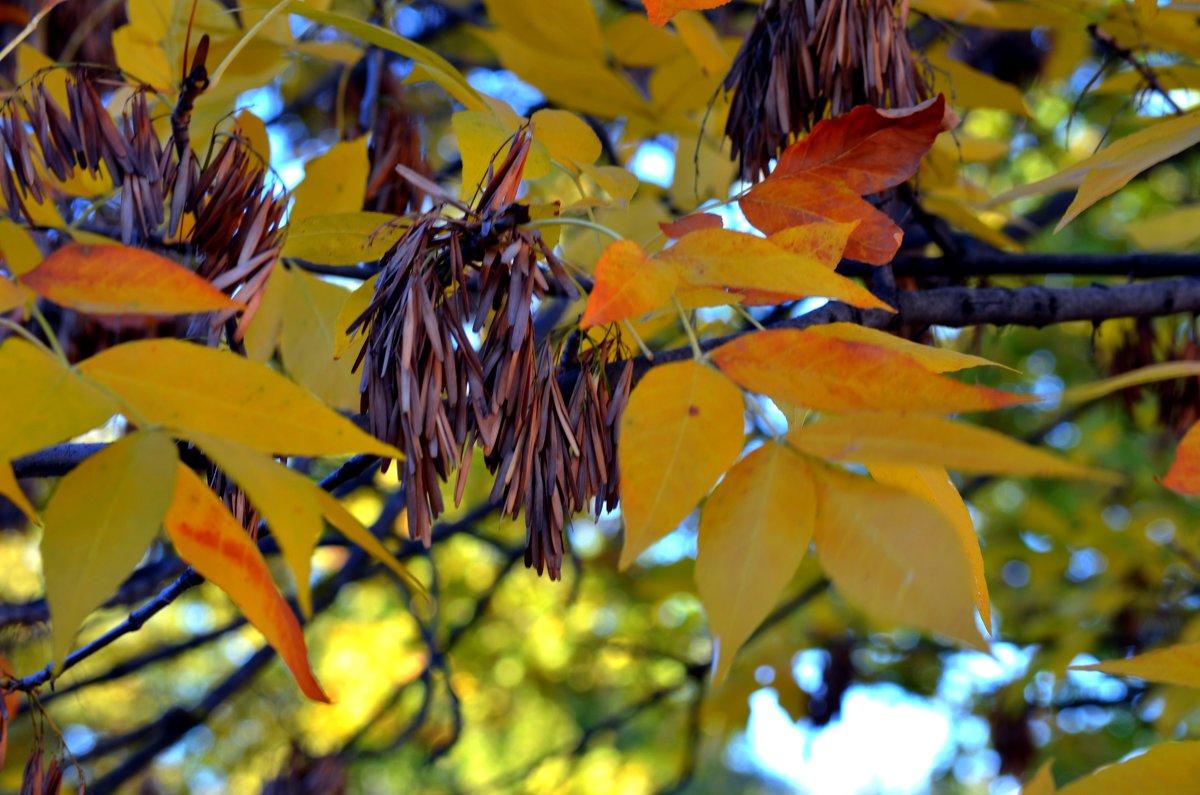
[724,0,929,179]
[0,57,283,333]
[353,132,631,579]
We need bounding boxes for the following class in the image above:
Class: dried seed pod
[724,0,929,179]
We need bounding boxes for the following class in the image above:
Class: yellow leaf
[1060,361,1200,405]
[0,277,33,313]
[453,110,551,199]
[112,24,174,89]
[910,0,997,20]
[867,463,991,633]
[0,463,37,525]
[579,163,640,203]
[618,361,745,569]
[580,240,679,328]
[1022,761,1057,795]
[289,6,486,113]
[813,465,987,649]
[19,243,240,315]
[1073,642,1200,689]
[921,195,1023,253]
[231,109,270,164]
[1126,205,1200,251]
[191,434,324,618]
[290,139,370,222]
[0,219,43,275]
[41,431,177,668]
[766,222,858,268]
[0,338,117,460]
[242,263,289,363]
[1056,742,1200,794]
[927,47,1029,116]
[281,268,364,411]
[661,229,891,310]
[78,339,401,458]
[712,328,1030,414]
[670,11,729,75]
[484,0,606,62]
[17,45,66,109]
[605,13,687,67]
[163,463,329,702]
[531,109,602,168]
[789,413,1118,481]
[315,490,426,600]
[808,323,1009,372]
[697,443,815,683]
[334,278,374,359]
[281,212,408,265]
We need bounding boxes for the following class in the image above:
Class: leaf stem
[621,320,654,361]
[27,302,68,363]
[0,317,55,355]
[526,217,623,242]
[672,295,704,361]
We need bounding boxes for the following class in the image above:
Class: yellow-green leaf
[1022,761,1057,795]
[1059,361,1200,405]
[1126,205,1200,251]
[0,219,42,275]
[41,431,177,668]
[1056,742,1200,794]
[191,434,324,618]
[281,212,408,265]
[0,337,117,460]
[813,464,987,649]
[867,463,991,633]
[697,443,815,683]
[78,339,401,458]
[163,463,329,702]
[280,268,363,412]
[1073,642,1200,689]
[290,139,370,222]
[789,413,1118,481]
[618,361,745,569]
[531,108,602,168]
[334,278,374,359]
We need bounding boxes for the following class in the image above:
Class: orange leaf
[1163,419,1200,494]
[659,212,723,239]
[580,240,678,328]
[740,96,957,265]
[642,0,732,26]
[19,244,240,316]
[163,464,329,703]
[711,328,1030,414]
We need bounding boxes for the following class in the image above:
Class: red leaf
[740,96,957,265]
[642,0,732,26]
[1163,420,1200,494]
[19,243,241,316]
[659,212,723,239]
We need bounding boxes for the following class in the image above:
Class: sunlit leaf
[280,268,363,411]
[290,139,370,222]
[580,240,678,328]
[0,219,42,275]
[0,277,33,313]
[78,339,401,458]
[163,463,329,702]
[281,213,408,266]
[1060,362,1200,406]
[618,360,745,569]
[1055,741,1200,794]
[334,278,374,359]
[659,213,723,239]
[0,338,117,460]
[789,413,1118,481]
[41,431,177,668]
[485,0,606,61]
[1021,760,1057,795]
[315,489,427,600]
[697,443,814,683]
[531,108,602,167]
[1073,642,1200,689]
[867,463,991,633]
[641,0,732,26]
[813,464,987,649]
[806,323,1010,372]
[711,328,1030,414]
[19,243,239,316]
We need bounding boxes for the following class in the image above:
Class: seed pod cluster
[354,132,631,578]
[0,67,282,331]
[724,0,928,179]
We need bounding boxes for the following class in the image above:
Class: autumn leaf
[740,96,958,264]
[163,464,329,703]
[641,0,732,26]
[280,268,364,411]
[659,212,723,239]
[580,240,678,328]
[765,222,858,267]
[0,277,33,313]
[696,443,815,683]
[280,212,409,265]
[0,218,42,275]
[789,413,1118,481]
[19,243,240,315]
[618,360,745,569]
[334,279,374,359]
[711,328,1030,414]
[867,463,991,633]
[813,464,987,649]
[1073,641,1200,689]
[315,489,427,600]
[41,431,177,668]
[1061,361,1200,406]
[1163,420,1200,495]
[1055,741,1200,794]
[0,464,36,524]
[290,139,370,222]
[78,339,402,459]
[806,323,1009,372]
[1021,761,1057,795]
